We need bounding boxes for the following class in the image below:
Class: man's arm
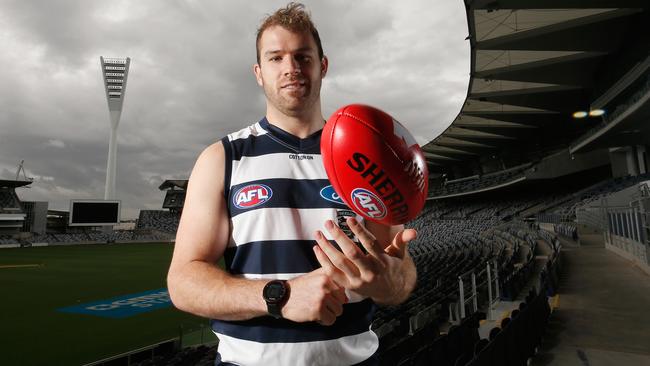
[313,218,418,306]
[167,142,346,324]
[167,142,266,320]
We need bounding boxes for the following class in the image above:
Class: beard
[263,77,321,117]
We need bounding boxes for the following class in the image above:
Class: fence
[179,322,218,348]
[452,259,500,322]
[83,322,217,366]
[603,195,650,274]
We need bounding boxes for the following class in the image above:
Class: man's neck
[266,107,325,139]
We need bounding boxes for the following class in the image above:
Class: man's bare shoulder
[192,141,225,179]
[199,140,225,160]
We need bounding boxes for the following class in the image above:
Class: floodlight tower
[100,56,130,200]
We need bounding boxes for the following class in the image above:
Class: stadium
[1,1,650,366]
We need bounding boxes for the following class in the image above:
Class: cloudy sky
[0,0,470,219]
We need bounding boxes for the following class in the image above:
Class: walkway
[532,234,650,366]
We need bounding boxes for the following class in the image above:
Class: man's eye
[269,56,281,62]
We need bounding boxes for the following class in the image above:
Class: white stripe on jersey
[231,153,327,185]
[229,207,337,247]
[228,122,267,141]
[235,273,303,280]
[215,330,378,366]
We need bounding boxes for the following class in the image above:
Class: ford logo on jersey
[233,184,273,209]
[351,188,387,219]
[320,185,344,204]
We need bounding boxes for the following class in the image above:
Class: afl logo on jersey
[233,184,273,209]
[320,185,344,204]
[351,188,386,219]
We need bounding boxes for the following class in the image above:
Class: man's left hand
[313,217,417,305]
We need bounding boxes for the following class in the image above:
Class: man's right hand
[282,268,348,325]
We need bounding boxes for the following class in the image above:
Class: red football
[321,104,429,225]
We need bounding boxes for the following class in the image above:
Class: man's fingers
[323,220,381,275]
[346,217,386,261]
[324,220,365,260]
[388,228,416,259]
[330,286,348,305]
[313,245,348,287]
[399,228,417,243]
[324,295,343,317]
[314,231,360,279]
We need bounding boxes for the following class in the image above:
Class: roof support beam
[423,145,480,156]
[461,110,565,125]
[475,52,605,86]
[471,87,588,113]
[476,9,641,51]
[470,0,646,10]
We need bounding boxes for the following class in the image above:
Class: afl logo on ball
[350,188,386,219]
[233,184,273,209]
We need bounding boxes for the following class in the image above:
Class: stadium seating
[429,163,532,198]
[137,210,181,234]
[539,173,650,223]
[467,289,551,366]
[0,235,19,245]
[0,190,21,209]
[554,223,578,240]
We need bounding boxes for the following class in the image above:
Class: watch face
[264,281,286,303]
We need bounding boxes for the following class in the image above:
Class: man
[167,3,417,365]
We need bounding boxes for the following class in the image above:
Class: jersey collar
[260,117,322,152]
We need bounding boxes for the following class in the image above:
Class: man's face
[254,25,328,117]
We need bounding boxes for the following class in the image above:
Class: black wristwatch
[263,280,289,319]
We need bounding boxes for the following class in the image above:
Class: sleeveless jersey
[211,118,378,366]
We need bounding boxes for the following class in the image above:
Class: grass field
[0,243,207,366]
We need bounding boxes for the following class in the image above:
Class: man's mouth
[281,81,306,90]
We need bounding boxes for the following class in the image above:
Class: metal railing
[453,259,500,322]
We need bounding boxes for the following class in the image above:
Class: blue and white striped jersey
[211,118,378,366]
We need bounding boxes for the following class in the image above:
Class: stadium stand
[159,180,188,214]
[538,173,650,223]
[0,180,30,237]
[430,163,532,198]
[0,189,20,208]
[136,210,180,234]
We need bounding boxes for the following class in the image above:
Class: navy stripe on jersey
[211,299,376,343]
[262,118,322,151]
[229,134,321,159]
[221,136,233,206]
[224,240,346,275]
[229,178,348,217]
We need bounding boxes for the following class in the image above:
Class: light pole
[100,56,130,200]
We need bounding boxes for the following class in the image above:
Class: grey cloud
[0,0,469,218]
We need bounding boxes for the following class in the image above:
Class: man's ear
[321,56,329,78]
[253,64,263,86]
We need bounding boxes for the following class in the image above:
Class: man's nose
[284,56,301,75]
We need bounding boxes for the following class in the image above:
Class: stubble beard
[265,79,321,118]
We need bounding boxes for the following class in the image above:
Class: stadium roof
[423,0,649,174]
[159,180,188,191]
[0,179,32,189]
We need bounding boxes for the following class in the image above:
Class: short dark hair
[256,2,324,64]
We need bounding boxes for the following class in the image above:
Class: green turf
[0,243,207,366]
